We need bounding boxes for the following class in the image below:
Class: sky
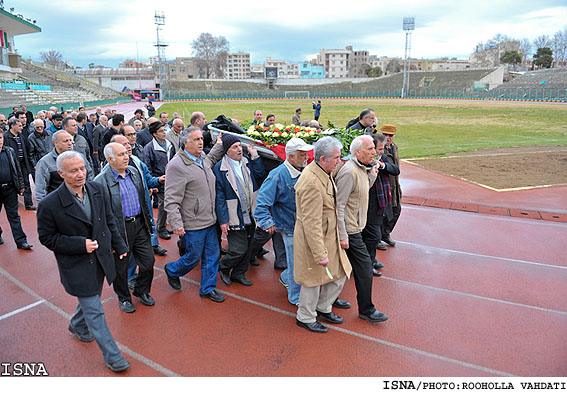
[10,0,567,68]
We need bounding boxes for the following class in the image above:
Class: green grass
[158,98,567,158]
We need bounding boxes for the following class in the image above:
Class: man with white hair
[294,137,352,333]
[166,118,184,153]
[28,118,52,174]
[253,138,313,306]
[95,143,156,313]
[37,150,130,373]
[133,119,143,133]
[335,135,388,323]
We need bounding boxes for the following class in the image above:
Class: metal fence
[164,87,567,102]
[0,96,131,116]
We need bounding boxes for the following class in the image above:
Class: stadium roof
[0,7,41,35]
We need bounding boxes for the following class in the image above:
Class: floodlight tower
[402,17,415,98]
[154,11,168,100]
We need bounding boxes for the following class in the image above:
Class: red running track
[0,101,565,377]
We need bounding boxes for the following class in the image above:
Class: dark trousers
[249,226,287,268]
[156,191,167,232]
[221,224,254,278]
[21,166,33,207]
[345,232,376,316]
[382,204,401,238]
[113,217,155,303]
[362,219,383,264]
[0,184,27,245]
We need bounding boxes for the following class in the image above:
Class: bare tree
[519,38,532,64]
[551,27,567,63]
[40,50,63,67]
[191,33,229,79]
[533,34,551,50]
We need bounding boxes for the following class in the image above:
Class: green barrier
[0,97,131,116]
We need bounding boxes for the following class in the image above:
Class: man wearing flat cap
[214,134,265,287]
[379,124,401,248]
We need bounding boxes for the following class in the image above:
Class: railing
[163,87,567,102]
[0,96,132,116]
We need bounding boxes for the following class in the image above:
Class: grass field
[158,98,567,158]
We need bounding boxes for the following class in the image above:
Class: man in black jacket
[95,142,156,313]
[348,108,376,134]
[0,132,32,249]
[37,151,130,372]
[361,133,399,277]
[4,118,35,210]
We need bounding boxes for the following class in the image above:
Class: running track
[0,102,565,377]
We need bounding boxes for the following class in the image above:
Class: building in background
[226,51,251,80]
[0,7,41,80]
[264,57,300,79]
[167,57,199,80]
[317,46,369,78]
[300,60,325,79]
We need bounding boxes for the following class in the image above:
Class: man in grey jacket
[163,127,225,302]
[28,119,52,177]
[63,117,93,169]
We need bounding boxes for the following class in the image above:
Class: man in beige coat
[335,135,388,323]
[294,137,352,333]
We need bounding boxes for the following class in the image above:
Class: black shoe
[383,235,396,247]
[359,310,389,323]
[373,261,384,270]
[317,311,344,324]
[158,230,171,240]
[167,229,173,234]
[0,236,4,245]
[376,242,387,250]
[118,300,136,313]
[332,298,351,309]
[279,276,288,289]
[134,293,155,306]
[372,269,383,277]
[219,270,232,286]
[164,263,181,290]
[256,248,269,258]
[231,275,253,286]
[68,325,94,342]
[296,319,328,333]
[127,278,136,291]
[105,358,130,373]
[153,245,167,256]
[25,205,37,211]
[16,242,33,250]
[249,258,259,266]
[200,289,225,303]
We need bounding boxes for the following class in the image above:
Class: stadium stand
[504,68,567,89]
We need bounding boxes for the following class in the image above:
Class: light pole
[402,17,415,98]
[154,11,168,101]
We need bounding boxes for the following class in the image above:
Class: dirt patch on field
[406,146,567,190]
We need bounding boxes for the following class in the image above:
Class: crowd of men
[0,103,402,372]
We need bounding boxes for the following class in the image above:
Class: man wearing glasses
[28,119,53,180]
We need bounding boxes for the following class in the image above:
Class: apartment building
[264,57,300,79]
[226,51,251,79]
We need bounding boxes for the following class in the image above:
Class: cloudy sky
[11,0,567,68]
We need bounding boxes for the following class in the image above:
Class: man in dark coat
[37,151,130,373]
[348,108,376,134]
[380,124,402,247]
[95,142,156,313]
[361,133,399,277]
[0,132,32,249]
[4,118,35,210]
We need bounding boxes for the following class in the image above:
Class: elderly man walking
[163,127,225,302]
[335,135,388,323]
[294,137,352,333]
[95,143,156,313]
[254,138,312,305]
[28,119,52,177]
[214,134,265,287]
[37,151,130,372]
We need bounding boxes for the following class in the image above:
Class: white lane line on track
[394,239,567,270]
[0,299,45,321]
[0,266,180,377]
[155,268,517,377]
[380,276,567,316]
